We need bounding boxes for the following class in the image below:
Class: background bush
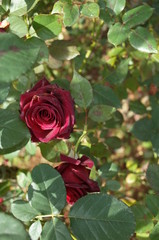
[0,0,159,239]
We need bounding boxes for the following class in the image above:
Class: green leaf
[52,79,70,91]
[129,100,147,114]
[132,105,159,155]
[13,71,36,92]
[0,82,10,104]
[11,200,39,222]
[106,0,126,15]
[0,180,11,196]
[108,47,124,57]
[91,142,108,158]
[10,0,39,16]
[146,164,159,192]
[93,84,121,108]
[151,105,159,130]
[33,14,62,40]
[150,223,159,240]
[0,109,30,154]
[89,105,115,122]
[70,70,93,109]
[0,33,41,83]
[2,0,10,11]
[52,1,63,14]
[0,212,29,240]
[28,164,66,215]
[98,163,119,179]
[129,27,158,53]
[151,133,159,156]
[17,172,32,189]
[0,5,6,15]
[4,150,20,160]
[131,204,153,234]
[49,40,79,61]
[106,111,123,128]
[39,140,68,162]
[29,221,42,240]
[8,15,27,38]
[108,23,130,46]
[69,193,135,240]
[152,53,159,63]
[131,117,153,141]
[100,8,114,26]
[41,218,72,240]
[122,5,153,28]
[63,3,79,26]
[80,3,100,18]
[146,194,159,218]
[105,136,122,149]
[25,140,36,155]
[106,59,129,85]
[27,37,49,64]
[105,180,121,191]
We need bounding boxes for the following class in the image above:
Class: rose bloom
[56,154,100,205]
[20,78,75,143]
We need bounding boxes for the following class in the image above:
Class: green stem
[74,110,88,154]
[35,213,64,219]
[74,130,87,154]
[43,63,54,80]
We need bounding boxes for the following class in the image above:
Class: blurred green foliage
[0,0,159,239]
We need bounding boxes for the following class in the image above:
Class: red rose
[56,154,100,204]
[20,78,75,142]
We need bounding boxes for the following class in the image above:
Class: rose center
[40,109,54,121]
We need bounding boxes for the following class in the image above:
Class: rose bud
[20,78,75,143]
[0,20,10,33]
[0,198,3,204]
[56,154,100,205]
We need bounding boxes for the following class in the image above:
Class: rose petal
[29,77,49,92]
[66,187,86,205]
[61,165,89,184]
[60,154,81,165]
[80,155,94,169]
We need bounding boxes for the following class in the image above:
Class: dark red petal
[60,154,81,165]
[29,77,50,92]
[66,187,86,204]
[80,155,94,169]
[71,168,100,192]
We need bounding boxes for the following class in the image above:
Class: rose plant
[0,0,159,240]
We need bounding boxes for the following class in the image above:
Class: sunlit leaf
[108,22,129,46]
[49,40,79,61]
[80,3,100,18]
[129,27,157,53]
[106,0,126,15]
[122,5,153,28]
[28,164,66,215]
[70,194,135,240]
[11,200,39,222]
[41,219,72,240]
